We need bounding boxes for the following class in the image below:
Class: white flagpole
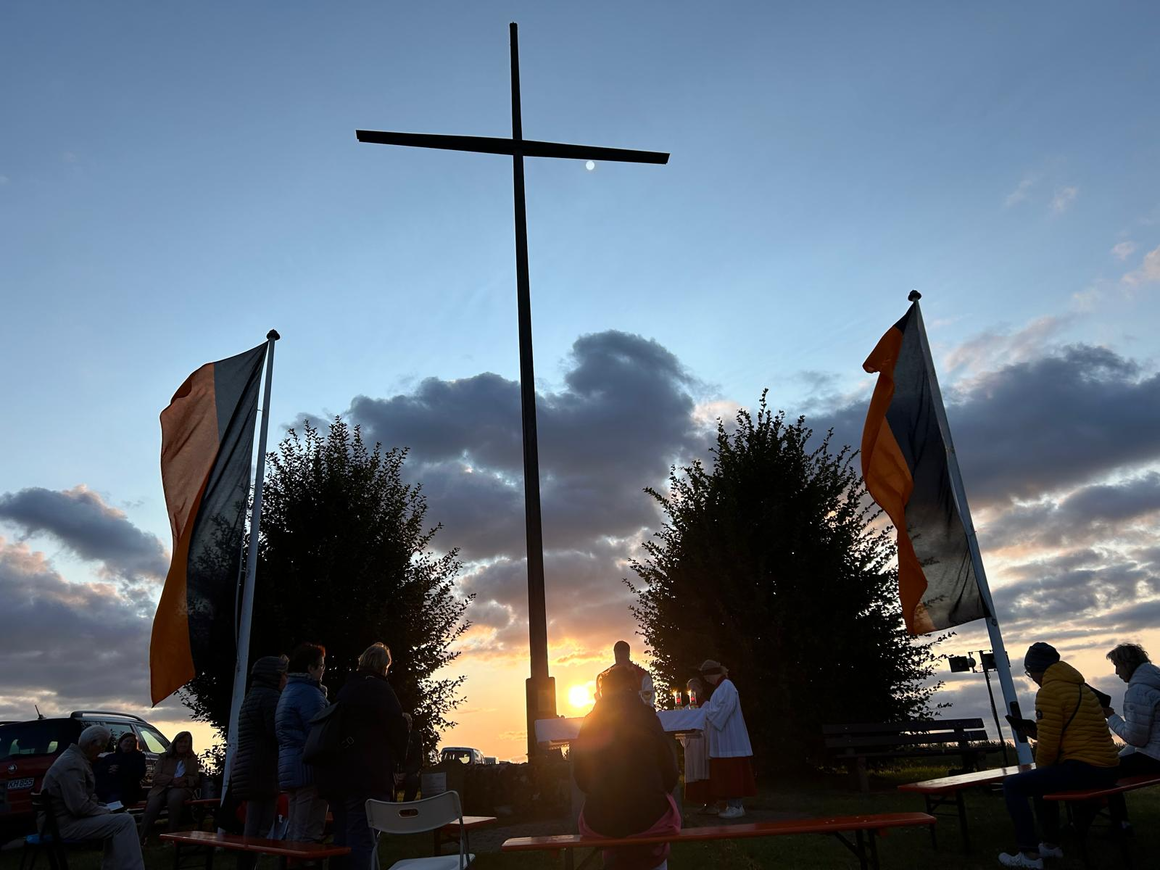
[908,295,1033,766]
[221,329,280,796]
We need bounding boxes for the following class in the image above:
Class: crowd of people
[33,635,1159,870]
[37,641,414,870]
[998,641,1160,869]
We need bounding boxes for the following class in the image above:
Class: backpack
[302,701,353,765]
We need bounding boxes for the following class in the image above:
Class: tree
[629,393,940,769]
[182,418,471,762]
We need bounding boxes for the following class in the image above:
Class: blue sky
[3,2,1160,757]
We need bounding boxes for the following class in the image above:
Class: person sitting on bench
[139,731,200,845]
[998,643,1119,869]
[1103,642,1160,825]
[41,724,145,870]
[573,664,680,870]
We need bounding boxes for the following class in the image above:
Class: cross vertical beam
[355,22,667,761]
[509,22,558,761]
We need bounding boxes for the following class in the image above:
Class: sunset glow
[568,681,596,712]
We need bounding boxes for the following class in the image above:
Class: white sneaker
[998,853,1043,869]
[1038,843,1063,858]
[718,806,746,820]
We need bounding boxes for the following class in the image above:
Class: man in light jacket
[40,725,145,870]
[277,642,330,842]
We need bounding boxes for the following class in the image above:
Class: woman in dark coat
[574,664,680,870]
[319,642,408,870]
[229,655,287,839]
[95,732,147,806]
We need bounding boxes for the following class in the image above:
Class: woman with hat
[698,660,756,819]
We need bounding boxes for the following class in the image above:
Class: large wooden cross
[357,22,668,760]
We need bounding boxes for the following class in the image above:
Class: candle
[688,688,699,708]
[670,688,683,708]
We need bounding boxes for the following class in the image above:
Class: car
[439,746,486,766]
[0,711,171,838]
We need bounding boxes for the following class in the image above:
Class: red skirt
[710,756,757,799]
[684,777,713,804]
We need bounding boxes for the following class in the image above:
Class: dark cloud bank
[3,328,1159,721]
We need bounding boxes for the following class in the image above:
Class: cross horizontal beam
[356,129,669,165]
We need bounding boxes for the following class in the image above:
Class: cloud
[818,342,1160,509]
[1123,244,1160,286]
[981,473,1160,552]
[1112,241,1137,261]
[1004,175,1037,208]
[0,485,169,584]
[0,536,156,721]
[346,331,705,562]
[1050,186,1078,214]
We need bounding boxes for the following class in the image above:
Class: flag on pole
[150,343,267,704]
[861,303,987,634]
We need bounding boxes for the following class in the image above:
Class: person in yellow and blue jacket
[998,643,1120,869]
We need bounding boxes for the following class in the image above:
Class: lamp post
[949,650,1010,766]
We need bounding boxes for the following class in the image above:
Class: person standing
[680,677,712,813]
[395,713,423,802]
[574,664,680,870]
[231,654,288,843]
[998,643,1119,869]
[277,642,330,842]
[139,731,200,844]
[595,641,655,709]
[318,642,408,870]
[699,660,755,819]
[95,733,147,806]
[41,725,145,870]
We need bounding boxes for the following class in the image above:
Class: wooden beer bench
[502,811,936,870]
[1042,773,1160,868]
[161,830,350,870]
[433,815,497,855]
[898,764,1033,852]
[824,719,988,792]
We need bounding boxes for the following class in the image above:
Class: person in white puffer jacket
[1104,643,1160,773]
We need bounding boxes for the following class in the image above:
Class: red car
[0,711,171,838]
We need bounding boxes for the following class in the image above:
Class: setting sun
[568,681,596,711]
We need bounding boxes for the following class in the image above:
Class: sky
[2,1,1160,762]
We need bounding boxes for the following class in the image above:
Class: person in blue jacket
[276,642,330,842]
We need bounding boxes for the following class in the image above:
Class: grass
[4,756,1157,870]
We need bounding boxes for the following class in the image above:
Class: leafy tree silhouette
[181,418,471,764]
[630,393,942,769]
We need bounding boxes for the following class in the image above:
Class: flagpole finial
[267,329,281,341]
[908,290,922,302]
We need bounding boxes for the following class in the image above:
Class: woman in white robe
[700,659,756,819]
[680,677,712,811]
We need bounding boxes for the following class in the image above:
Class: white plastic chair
[365,792,474,870]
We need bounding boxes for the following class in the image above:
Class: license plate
[7,778,34,790]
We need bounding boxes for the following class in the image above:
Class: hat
[1023,643,1060,674]
[252,654,288,677]
[699,659,724,676]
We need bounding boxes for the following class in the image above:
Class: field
[4,756,1156,869]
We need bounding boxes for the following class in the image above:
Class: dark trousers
[1109,751,1160,822]
[331,793,389,870]
[392,775,419,803]
[1003,761,1118,852]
